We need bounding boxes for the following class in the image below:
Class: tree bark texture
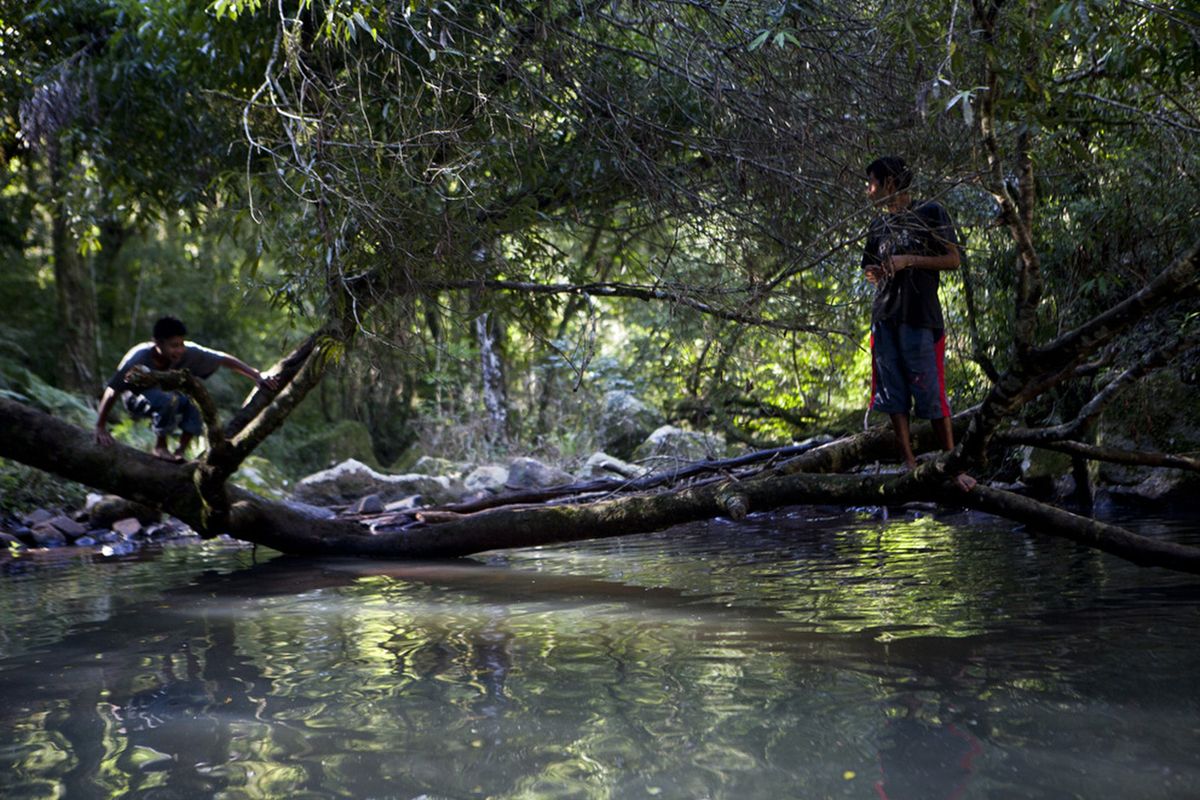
[5,395,1200,573]
[49,150,99,393]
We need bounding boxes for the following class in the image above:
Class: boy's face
[866,173,896,206]
[153,335,186,366]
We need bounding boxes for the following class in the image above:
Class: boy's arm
[886,244,961,274]
[886,204,961,274]
[219,355,281,391]
[862,229,886,284]
[94,387,118,446]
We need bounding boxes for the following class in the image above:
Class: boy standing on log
[93,316,278,462]
[861,156,975,491]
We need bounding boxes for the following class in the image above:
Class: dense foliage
[1,0,1197,488]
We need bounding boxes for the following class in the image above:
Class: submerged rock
[100,541,137,557]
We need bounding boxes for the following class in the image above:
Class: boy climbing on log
[861,156,975,492]
[93,316,279,462]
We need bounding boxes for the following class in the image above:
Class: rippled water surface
[1,507,1198,799]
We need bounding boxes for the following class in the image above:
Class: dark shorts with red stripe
[870,321,951,420]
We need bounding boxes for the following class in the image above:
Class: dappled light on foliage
[0,0,1197,570]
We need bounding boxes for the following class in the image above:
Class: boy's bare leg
[152,433,183,463]
[931,416,976,491]
[889,413,918,470]
[175,432,194,461]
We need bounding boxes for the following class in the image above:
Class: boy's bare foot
[152,447,184,463]
[952,473,977,492]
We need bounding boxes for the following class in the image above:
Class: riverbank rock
[578,452,648,480]
[292,459,456,506]
[111,518,144,539]
[632,425,725,470]
[2,499,196,551]
[384,495,423,513]
[350,494,385,515]
[1103,471,1200,508]
[29,524,67,548]
[43,515,89,542]
[20,508,54,527]
[464,465,509,494]
[86,494,161,529]
[1094,372,1200,506]
[598,391,664,459]
[410,456,471,479]
[506,457,574,489]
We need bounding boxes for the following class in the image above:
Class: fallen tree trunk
[4,395,1199,573]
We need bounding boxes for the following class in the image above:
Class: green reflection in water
[1,513,1199,799]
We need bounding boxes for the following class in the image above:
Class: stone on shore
[111,518,144,539]
[463,465,509,494]
[293,459,456,506]
[350,494,385,515]
[579,452,648,480]
[597,391,664,460]
[86,494,161,529]
[506,457,574,489]
[44,515,89,542]
[632,426,725,470]
[29,524,66,548]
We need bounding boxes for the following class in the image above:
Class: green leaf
[352,11,378,42]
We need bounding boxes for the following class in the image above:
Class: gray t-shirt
[106,341,229,393]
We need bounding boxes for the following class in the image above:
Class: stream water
[0,506,1197,799]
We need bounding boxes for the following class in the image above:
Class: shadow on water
[1,506,1198,798]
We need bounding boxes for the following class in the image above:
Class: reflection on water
[1,508,1198,799]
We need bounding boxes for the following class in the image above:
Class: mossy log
[4,395,1200,573]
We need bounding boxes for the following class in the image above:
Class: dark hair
[866,156,912,192]
[152,316,187,341]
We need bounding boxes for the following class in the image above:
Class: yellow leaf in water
[843,770,856,780]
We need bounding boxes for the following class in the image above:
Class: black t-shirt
[861,201,959,329]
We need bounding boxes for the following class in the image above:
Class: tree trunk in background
[476,311,509,444]
[355,351,418,467]
[92,214,130,335]
[49,148,99,392]
[5,394,1200,574]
